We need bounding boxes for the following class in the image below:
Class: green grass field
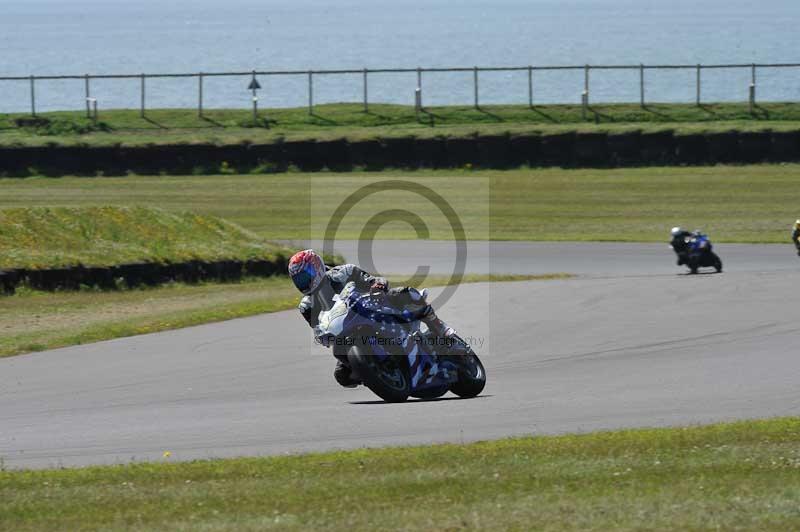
[2,417,799,531]
[2,165,796,353]
[2,102,799,147]
[2,165,799,243]
[0,277,297,357]
[0,206,288,270]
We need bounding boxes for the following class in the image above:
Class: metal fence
[1,62,799,119]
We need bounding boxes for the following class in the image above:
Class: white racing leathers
[297,264,447,362]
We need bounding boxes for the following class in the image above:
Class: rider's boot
[412,288,457,339]
[334,360,360,388]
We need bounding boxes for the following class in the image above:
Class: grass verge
[2,417,799,531]
[0,206,287,270]
[2,102,800,147]
[1,166,798,243]
[0,274,568,358]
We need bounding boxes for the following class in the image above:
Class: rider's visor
[291,263,318,292]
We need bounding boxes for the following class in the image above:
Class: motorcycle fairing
[316,282,454,392]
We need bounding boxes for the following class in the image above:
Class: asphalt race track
[2,242,800,469]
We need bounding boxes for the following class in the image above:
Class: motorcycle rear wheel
[348,346,410,403]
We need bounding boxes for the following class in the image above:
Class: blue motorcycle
[315,282,486,403]
[685,233,723,274]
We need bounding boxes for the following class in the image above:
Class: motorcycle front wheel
[348,345,410,403]
[450,352,487,399]
[712,252,723,273]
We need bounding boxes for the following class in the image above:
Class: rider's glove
[371,277,389,291]
[313,325,333,348]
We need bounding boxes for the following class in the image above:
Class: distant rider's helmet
[288,249,326,294]
[671,227,683,237]
[795,219,800,230]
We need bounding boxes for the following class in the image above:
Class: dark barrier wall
[0,130,799,176]
[0,257,289,295]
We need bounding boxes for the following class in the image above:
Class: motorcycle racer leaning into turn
[670,226,695,265]
[288,249,456,388]
[792,220,800,256]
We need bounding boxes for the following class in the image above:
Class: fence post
[528,66,533,107]
[473,66,479,109]
[85,74,91,118]
[749,64,756,113]
[84,98,97,123]
[581,92,588,120]
[584,64,590,102]
[639,64,645,108]
[415,67,423,114]
[198,73,204,117]
[140,74,146,118]
[308,71,313,115]
[584,65,590,96]
[581,65,589,120]
[30,75,36,117]
[696,64,701,106]
[363,68,369,112]
[252,70,259,125]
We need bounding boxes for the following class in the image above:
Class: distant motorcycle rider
[670,226,694,265]
[288,249,456,388]
[792,220,800,256]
